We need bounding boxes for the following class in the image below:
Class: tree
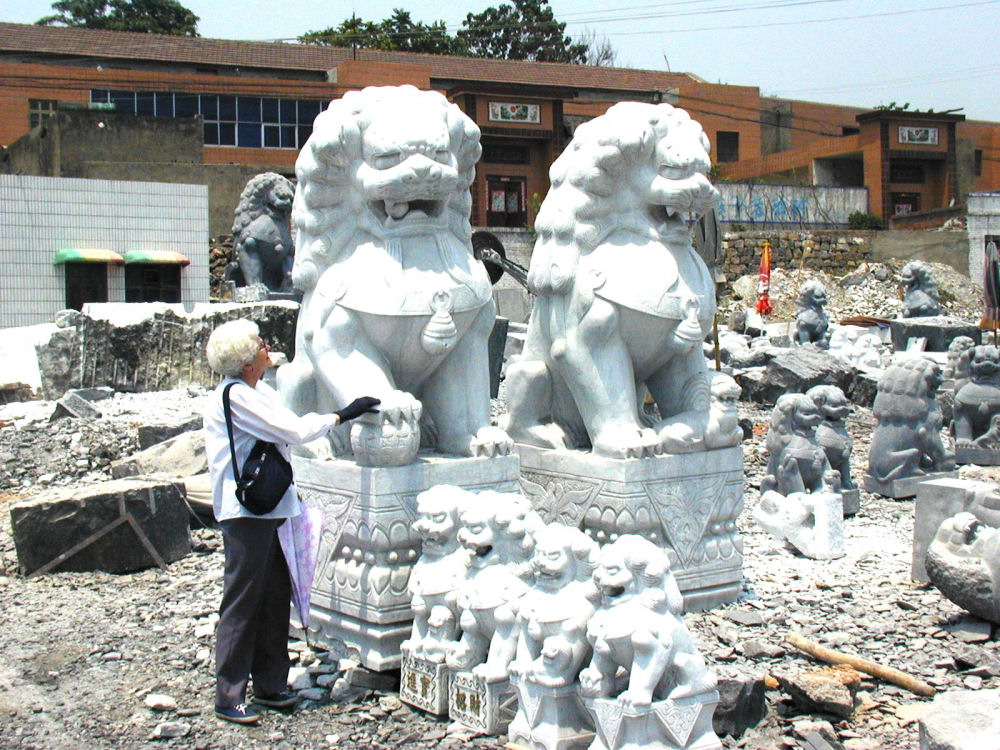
[299,10,463,55]
[457,0,587,63]
[577,28,617,67]
[36,0,199,36]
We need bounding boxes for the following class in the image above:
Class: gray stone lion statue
[900,260,941,318]
[278,85,512,462]
[504,102,722,458]
[229,172,295,291]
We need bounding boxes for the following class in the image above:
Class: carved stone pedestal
[842,489,860,516]
[508,673,595,750]
[863,470,959,500]
[400,651,450,715]
[294,454,520,671]
[517,446,744,611]
[754,490,845,560]
[450,671,517,734]
[955,445,1000,466]
[582,692,722,750]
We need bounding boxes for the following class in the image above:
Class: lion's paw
[469,426,515,458]
[657,420,703,453]
[578,667,606,698]
[370,390,423,427]
[593,425,662,459]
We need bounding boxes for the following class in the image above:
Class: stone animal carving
[278,86,512,462]
[867,359,955,482]
[703,373,744,450]
[794,281,830,346]
[508,523,600,688]
[401,486,470,662]
[954,346,1000,449]
[925,512,1000,623]
[578,535,715,707]
[447,493,541,683]
[945,335,976,384]
[761,393,839,496]
[807,385,854,491]
[229,172,296,291]
[504,102,720,458]
[900,260,941,318]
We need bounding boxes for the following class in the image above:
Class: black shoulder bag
[222,382,294,515]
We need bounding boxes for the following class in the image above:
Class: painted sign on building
[715,183,868,226]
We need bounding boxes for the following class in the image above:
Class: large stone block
[913,478,999,582]
[889,316,981,353]
[919,689,1000,750]
[111,430,206,479]
[10,479,191,575]
[294,453,520,672]
[517,445,744,611]
[740,348,856,405]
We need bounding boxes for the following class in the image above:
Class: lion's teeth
[386,200,409,219]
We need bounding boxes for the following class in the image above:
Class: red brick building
[1,21,998,230]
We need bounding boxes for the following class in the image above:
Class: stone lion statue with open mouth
[504,102,725,458]
[279,85,512,463]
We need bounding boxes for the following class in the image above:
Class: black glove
[334,396,381,423]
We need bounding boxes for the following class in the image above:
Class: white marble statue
[278,85,512,464]
[504,101,724,459]
[401,486,471,660]
[447,492,541,682]
[577,536,721,750]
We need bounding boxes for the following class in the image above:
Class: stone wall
[720,230,874,280]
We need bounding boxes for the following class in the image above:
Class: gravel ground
[1,390,999,749]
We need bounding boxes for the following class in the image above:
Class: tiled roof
[0,21,697,94]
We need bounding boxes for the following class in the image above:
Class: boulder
[713,674,767,738]
[10,478,191,575]
[137,416,202,451]
[889,316,980,353]
[919,689,1000,750]
[775,665,861,719]
[51,391,102,421]
[111,430,206,479]
[739,348,856,405]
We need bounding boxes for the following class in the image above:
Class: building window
[64,263,108,311]
[125,264,181,302]
[481,143,530,164]
[890,163,925,184]
[716,131,739,163]
[892,192,921,216]
[975,150,984,177]
[29,99,58,129]
[90,89,323,149]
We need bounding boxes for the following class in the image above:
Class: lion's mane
[232,172,293,242]
[291,85,482,291]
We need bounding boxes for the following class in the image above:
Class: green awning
[54,248,125,265]
[124,250,190,266]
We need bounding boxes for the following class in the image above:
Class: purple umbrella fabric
[983,240,1000,331]
[277,505,324,627]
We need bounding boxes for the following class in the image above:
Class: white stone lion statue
[278,85,512,461]
[504,102,721,458]
[579,535,716,708]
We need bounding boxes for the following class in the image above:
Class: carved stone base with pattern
[294,454,520,671]
[955,445,1000,466]
[400,650,450,715]
[582,692,722,750]
[508,673,595,750]
[517,445,743,611]
[449,671,517,735]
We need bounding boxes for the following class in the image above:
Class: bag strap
[222,382,243,487]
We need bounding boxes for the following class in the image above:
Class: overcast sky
[6,0,1000,121]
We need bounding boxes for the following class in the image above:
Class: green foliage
[299,10,461,54]
[873,101,911,112]
[300,0,600,64]
[36,0,199,35]
[847,211,883,230]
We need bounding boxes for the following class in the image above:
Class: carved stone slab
[294,453,520,671]
[955,445,1000,466]
[583,692,722,750]
[517,445,744,611]
[842,489,860,516]
[400,652,450,715]
[863,470,959,500]
[450,671,517,735]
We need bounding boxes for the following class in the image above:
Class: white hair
[206,319,260,377]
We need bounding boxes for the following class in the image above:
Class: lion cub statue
[279,85,512,462]
[447,493,541,683]
[504,102,725,459]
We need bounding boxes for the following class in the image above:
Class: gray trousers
[215,517,290,708]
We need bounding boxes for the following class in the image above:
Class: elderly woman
[203,319,377,725]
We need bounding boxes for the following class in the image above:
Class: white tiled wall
[968,192,1000,288]
[0,175,209,328]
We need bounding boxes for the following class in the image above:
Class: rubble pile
[723,260,985,324]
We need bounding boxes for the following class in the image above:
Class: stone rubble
[0,367,999,747]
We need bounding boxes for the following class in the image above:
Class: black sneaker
[252,690,299,710]
[214,703,260,724]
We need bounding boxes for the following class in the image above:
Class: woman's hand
[334,397,381,424]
